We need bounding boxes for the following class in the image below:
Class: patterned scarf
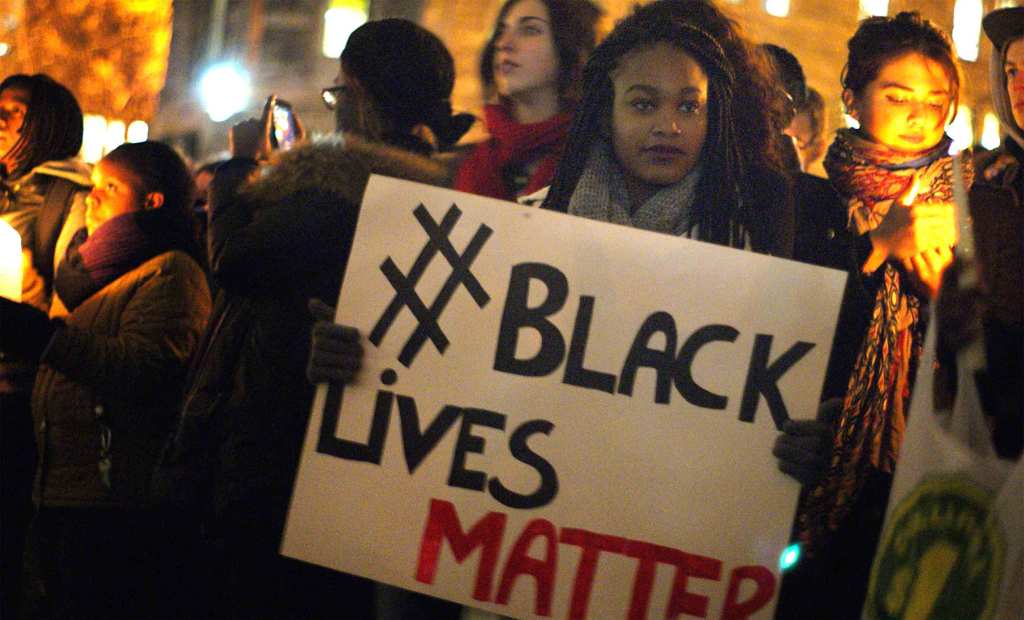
[454,104,572,201]
[798,129,973,549]
[567,139,701,236]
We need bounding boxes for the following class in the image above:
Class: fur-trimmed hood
[240,134,452,207]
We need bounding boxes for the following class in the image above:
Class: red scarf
[454,104,572,201]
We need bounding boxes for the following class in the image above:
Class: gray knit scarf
[568,140,701,236]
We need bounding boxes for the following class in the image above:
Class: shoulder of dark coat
[240,135,452,208]
[973,145,1020,189]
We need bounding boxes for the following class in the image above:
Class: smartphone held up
[270,98,298,150]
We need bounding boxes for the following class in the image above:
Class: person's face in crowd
[845,51,952,155]
[193,169,215,212]
[786,110,820,170]
[492,0,561,105]
[330,68,381,138]
[86,159,150,234]
[0,86,30,172]
[609,43,708,203]
[1006,37,1024,129]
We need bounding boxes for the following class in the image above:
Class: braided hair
[0,74,83,179]
[543,0,789,250]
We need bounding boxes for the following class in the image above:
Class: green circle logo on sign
[866,475,1004,620]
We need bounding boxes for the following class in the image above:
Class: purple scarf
[55,209,199,311]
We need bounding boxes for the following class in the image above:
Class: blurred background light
[82,115,108,163]
[948,105,974,153]
[127,120,150,143]
[198,62,252,122]
[322,0,369,58]
[980,112,1001,151]
[952,0,983,62]
[104,120,127,155]
[765,0,790,18]
[859,0,889,17]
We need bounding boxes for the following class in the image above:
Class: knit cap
[341,19,472,146]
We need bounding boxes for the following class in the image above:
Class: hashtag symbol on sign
[369,204,492,367]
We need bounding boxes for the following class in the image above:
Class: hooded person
[153,18,472,620]
[966,6,1023,460]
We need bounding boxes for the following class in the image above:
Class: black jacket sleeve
[206,158,351,294]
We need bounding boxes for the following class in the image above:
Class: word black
[493,263,815,429]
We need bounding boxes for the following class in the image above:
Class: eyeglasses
[321,85,348,110]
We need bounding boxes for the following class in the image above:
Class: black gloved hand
[773,397,843,487]
[306,298,363,385]
[0,297,60,362]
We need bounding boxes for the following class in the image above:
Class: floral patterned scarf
[798,129,973,549]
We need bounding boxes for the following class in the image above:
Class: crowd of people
[1,1,1020,618]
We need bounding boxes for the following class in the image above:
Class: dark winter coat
[154,136,451,525]
[792,172,876,402]
[32,250,211,506]
[969,140,1023,459]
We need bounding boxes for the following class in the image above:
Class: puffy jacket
[33,250,211,506]
[155,135,450,523]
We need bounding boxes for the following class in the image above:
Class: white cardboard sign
[283,176,847,619]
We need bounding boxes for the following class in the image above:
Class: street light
[198,61,252,122]
[322,0,369,58]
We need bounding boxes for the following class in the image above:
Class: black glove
[0,298,61,362]
[773,397,842,487]
[306,298,363,385]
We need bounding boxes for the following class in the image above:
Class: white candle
[0,219,21,302]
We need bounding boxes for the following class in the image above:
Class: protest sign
[282,176,847,619]
[864,309,1022,620]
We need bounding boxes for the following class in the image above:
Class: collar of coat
[240,134,453,208]
[976,138,1022,189]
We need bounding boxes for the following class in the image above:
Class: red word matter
[416,499,776,619]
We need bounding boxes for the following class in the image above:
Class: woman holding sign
[780,12,966,618]
[540,0,794,256]
[453,0,600,202]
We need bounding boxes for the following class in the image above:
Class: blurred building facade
[150,0,1016,162]
[0,0,174,160]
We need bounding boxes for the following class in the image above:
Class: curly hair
[0,74,83,178]
[842,11,962,118]
[479,0,602,105]
[543,0,790,250]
